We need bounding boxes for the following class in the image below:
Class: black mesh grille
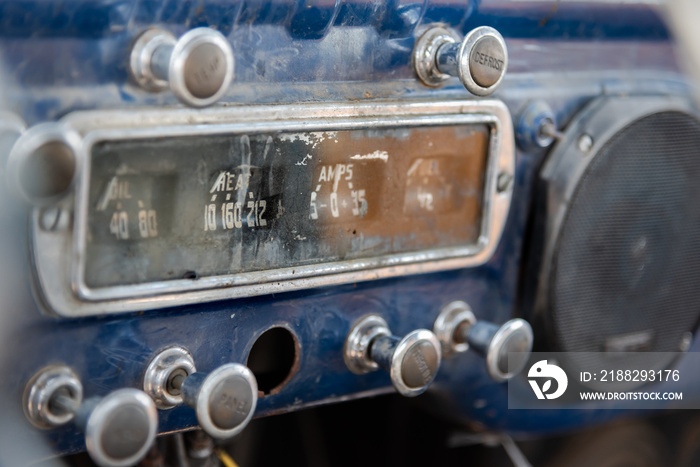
[550,112,700,370]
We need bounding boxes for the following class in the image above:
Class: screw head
[497,172,513,193]
[577,134,594,154]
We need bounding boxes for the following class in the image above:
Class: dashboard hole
[247,327,299,396]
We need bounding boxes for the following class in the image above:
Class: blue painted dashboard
[0,0,693,459]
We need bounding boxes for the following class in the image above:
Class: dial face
[83,124,490,289]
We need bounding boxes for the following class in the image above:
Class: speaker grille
[551,112,700,367]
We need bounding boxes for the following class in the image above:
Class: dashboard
[1,1,699,466]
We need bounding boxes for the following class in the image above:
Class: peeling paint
[278,131,338,149]
[295,154,313,166]
[350,150,389,162]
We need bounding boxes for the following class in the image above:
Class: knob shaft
[344,315,442,397]
[434,301,533,381]
[414,26,508,96]
[130,27,234,107]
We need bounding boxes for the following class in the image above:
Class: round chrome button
[485,319,534,381]
[82,389,158,467]
[397,333,441,389]
[469,35,506,88]
[182,42,228,99]
[207,372,256,431]
[168,28,234,107]
[181,363,258,439]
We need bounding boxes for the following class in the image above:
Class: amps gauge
[25,100,514,316]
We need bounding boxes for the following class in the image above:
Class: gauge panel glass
[85,125,489,288]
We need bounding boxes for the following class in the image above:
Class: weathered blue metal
[0,0,690,459]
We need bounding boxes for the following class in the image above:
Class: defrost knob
[130,27,234,107]
[414,26,508,96]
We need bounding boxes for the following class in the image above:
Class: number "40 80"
[109,210,158,240]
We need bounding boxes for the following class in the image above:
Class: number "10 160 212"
[203,195,267,231]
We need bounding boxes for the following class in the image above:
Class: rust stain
[539,1,560,28]
[311,126,489,253]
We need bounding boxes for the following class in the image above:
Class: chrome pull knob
[25,367,157,467]
[414,26,507,96]
[344,315,442,397]
[143,347,257,439]
[130,27,234,108]
[434,301,533,382]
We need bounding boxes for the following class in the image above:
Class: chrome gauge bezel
[31,99,514,316]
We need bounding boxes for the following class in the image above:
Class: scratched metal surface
[0,0,692,458]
